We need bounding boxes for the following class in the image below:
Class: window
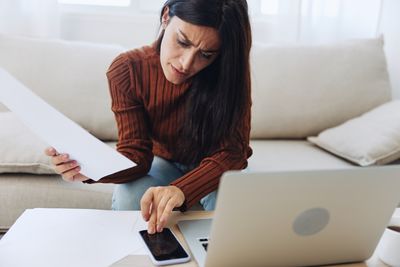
[58,0,131,7]
[57,0,164,14]
[139,0,165,12]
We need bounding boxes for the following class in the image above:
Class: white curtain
[251,0,383,44]
[0,0,60,38]
[0,0,384,43]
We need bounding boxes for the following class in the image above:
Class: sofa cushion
[248,140,354,172]
[0,104,7,112]
[0,112,55,174]
[0,112,121,174]
[307,100,400,166]
[0,34,123,141]
[0,173,114,229]
[250,38,392,139]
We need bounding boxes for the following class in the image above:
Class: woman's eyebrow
[178,29,219,53]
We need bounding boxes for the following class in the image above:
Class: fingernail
[63,154,68,159]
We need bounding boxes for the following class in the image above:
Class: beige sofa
[0,34,398,230]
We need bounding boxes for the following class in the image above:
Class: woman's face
[160,10,221,85]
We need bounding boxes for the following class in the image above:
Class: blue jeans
[111,156,218,211]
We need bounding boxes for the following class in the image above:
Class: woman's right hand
[44,147,89,182]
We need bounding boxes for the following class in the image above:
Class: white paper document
[0,68,135,181]
[0,209,148,267]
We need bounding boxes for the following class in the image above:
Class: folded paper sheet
[0,68,135,181]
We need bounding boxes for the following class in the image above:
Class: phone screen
[139,228,189,261]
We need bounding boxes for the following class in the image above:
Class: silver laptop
[178,167,400,267]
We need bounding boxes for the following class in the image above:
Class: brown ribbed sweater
[96,43,252,209]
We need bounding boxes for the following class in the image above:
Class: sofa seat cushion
[0,173,115,229]
[248,140,355,172]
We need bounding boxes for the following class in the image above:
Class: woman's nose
[180,51,195,72]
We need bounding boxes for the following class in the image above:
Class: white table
[0,208,393,267]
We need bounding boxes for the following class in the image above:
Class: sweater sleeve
[88,53,154,184]
[170,108,252,210]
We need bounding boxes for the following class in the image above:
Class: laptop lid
[203,167,400,267]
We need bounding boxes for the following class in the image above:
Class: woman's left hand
[141,185,185,234]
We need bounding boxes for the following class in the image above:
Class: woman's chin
[165,73,187,85]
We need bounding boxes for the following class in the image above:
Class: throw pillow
[307,100,400,166]
[0,112,56,174]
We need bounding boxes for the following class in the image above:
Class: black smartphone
[139,228,191,266]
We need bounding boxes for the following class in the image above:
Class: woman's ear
[161,6,170,29]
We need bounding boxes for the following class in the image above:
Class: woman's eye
[177,39,190,48]
[200,53,213,60]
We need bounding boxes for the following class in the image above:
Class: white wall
[379,0,400,99]
[60,13,159,48]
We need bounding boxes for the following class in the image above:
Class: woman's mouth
[171,65,188,77]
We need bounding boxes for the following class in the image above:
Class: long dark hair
[157,0,252,163]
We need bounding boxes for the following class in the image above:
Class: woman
[45,0,252,234]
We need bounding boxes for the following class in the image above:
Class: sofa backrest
[250,38,392,138]
[0,34,123,141]
[0,35,392,141]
